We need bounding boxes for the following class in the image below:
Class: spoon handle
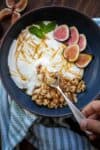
[57,86,92,135]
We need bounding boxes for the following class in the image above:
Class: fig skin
[6,0,15,8]
[0,8,12,21]
[67,26,79,45]
[64,44,80,62]
[78,34,87,52]
[75,53,92,68]
[11,11,21,24]
[15,0,28,12]
[54,24,69,41]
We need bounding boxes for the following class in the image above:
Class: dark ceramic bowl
[0,6,100,117]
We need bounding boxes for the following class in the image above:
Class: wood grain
[0,0,100,37]
[25,0,100,17]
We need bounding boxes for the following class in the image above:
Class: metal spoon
[50,76,92,135]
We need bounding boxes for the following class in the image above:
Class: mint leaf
[29,25,45,38]
[39,21,56,33]
[38,21,46,30]
[43,21,56,33]
[29,21,56,38]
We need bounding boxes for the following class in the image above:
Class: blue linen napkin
[0,18,99,150]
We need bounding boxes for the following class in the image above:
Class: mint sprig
[29,25,45,38]
[29,21,56,38]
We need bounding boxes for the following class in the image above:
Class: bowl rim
[0,6,100,117]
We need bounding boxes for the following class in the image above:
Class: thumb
[80,119,100,134]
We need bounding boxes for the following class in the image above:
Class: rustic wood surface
[0,0,100,39]
[0,0,100,149]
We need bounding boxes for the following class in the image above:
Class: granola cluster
[32,65,86,108]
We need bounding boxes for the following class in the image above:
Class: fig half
[0,8,12,21]
[11,11,21,24]
[67,26,79,45]
[54,24,69,41]
[64,44,79,62]
[15,0,28,12]
[75,53,92,68]
[78,34,87,52]
[6,0,15,8]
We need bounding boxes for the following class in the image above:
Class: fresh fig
[11,11,21,24]
[67,26,79,45]
[78,34,87,51]
[64,44,79,62]
[15,0,28,12]
[6,0,15,8]
[53,24,69,41]
[0,8,12,21]
[75,53,92,68]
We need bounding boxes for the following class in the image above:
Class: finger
[89,134,96,141]
[88,114,98,119]
[89,134,100,141]
[88,114,100,120]
[82,101,100,117]
[80,119,100,134]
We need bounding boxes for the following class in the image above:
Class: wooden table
[0,0,100,37]
[0,0,100,149]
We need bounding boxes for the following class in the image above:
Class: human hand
[80,100,100,140]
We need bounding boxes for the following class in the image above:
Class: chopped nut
[53,98,58,104]
[35,99,42,105]
[77,80,86,93]
[32,94,38,100]
[65,92,73,101]
[71,78,79,85]
[43,99,49,106]
[59,96,64,102]
[37,65,42,73]
[50,90,56,97]
[70,85,76,93]
[33,88,41,94]
[46,93,52,99]
[72,94,78,102]
[31,73,86,108]
[41,90,47,96]
[38,95,43,99]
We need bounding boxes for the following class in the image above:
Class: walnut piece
[32,67,86,108]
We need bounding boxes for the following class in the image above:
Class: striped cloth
[0,18,99,150]
[26,124,96,150]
